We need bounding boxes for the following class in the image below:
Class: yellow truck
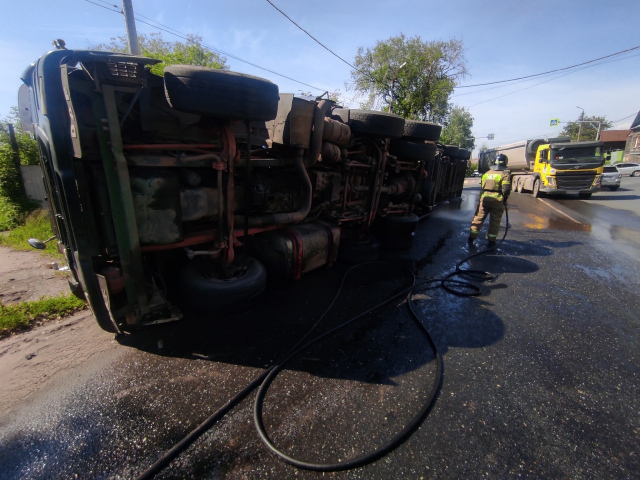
[478,137,604,199]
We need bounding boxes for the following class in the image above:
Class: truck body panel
[19,48,467,333]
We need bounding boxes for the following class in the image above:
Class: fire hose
[136,205,509,478]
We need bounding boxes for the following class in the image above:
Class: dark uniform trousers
[469,195,504,241]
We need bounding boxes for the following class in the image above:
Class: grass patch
[0,209,61,258]
[0,196,40,231]
[0,293,86,338]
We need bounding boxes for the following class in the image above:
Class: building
[624,112,640,162]
[600,129,631,162]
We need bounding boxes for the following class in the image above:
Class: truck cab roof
[549,141,604,149]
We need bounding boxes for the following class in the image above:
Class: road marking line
[537,198,582,224]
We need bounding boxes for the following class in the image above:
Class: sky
[1,0,639,155]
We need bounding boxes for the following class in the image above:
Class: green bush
[0,119,41,230]
[0,209,58,256]
[466,161,478,177]
[0,294,86,337]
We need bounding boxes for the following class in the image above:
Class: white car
[611,162,640,177]
[601,165,622,190]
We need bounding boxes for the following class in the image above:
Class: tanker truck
[478,137,604,199]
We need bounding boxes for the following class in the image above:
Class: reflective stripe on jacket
[481,169,510,200]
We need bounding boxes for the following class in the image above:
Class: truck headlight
[547,176,556,187]
[594,175,602,186]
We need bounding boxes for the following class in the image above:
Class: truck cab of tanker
[529,140,604,198]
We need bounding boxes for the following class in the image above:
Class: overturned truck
[19,49,467,332]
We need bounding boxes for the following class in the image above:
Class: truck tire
[178,257,267,312]
[402,120,442,141]
[164,66,279,121]
[515,179,523,193]
[333,109,405,138]
[442,145,459,158]
[456,148,471,160]
[532,178,542,198]
[389,140,437,161]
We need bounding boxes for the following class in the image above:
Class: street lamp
[576,106,584,141]
[462,134,494,147]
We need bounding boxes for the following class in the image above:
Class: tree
[351,34,467,123]
[91,33,228,76]
[0,108,39,166]
[439,106,474,149]
[559,112,612,142]
[0,108,40,229]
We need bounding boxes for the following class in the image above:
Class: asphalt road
[1,179,639,479]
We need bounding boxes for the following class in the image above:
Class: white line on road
[537,198,582,224]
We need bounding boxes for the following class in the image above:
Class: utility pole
[122,0,141,55]
[576,106,584,141]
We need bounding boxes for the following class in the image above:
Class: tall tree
[351,34,467,123]
[439,106,474,149]
[91,33,228,76]
[559,113,612,142]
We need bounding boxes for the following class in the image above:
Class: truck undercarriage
[20,50,469,332]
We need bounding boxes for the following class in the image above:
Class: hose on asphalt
[440,203,509,296]
[136,205,510,478]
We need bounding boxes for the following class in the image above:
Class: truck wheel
[389,140,437,161]
[333,109,405,138]
[456,148,471,161]
[512,179,520,193]
[164,66,279,120]
[532,178,542,198]
[178,257,267,312]
[338,235,381,263]
[578,192,592,199]
[402,120,442,142]
[442,145,459,158]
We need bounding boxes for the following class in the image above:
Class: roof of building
[600,129,631,142]
[631,111,640,130]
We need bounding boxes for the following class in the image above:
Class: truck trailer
[478,137,604,199]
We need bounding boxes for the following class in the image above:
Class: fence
[20,165,47,205]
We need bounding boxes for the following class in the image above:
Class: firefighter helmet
[493,154,508,167]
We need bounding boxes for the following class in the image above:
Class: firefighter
[468,154,510,247]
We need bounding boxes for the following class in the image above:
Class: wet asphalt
[1,179,639,479]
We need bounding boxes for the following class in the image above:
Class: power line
[82,0,324,91]
[264,0,356,70]
[84,0,120,13]
[611,111,639,124]
[452,52,640,99]
[456,45,640,88]
[462,53,640,109]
